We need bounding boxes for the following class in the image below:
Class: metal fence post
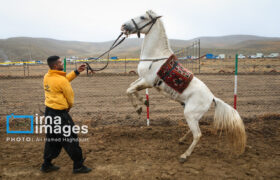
[125,57,127,74]
[64,57,66,72]
[234,54,238,109]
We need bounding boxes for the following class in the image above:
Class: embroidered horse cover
[157,55,193,93]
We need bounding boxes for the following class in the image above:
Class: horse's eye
[140,16,146,20]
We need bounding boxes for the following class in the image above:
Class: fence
[174,39,201,73]
[1,58,280,78]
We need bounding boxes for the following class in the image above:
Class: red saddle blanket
[157,55,193,93]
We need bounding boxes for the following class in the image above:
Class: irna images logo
[6,114,88,137]
[6,114,34,134]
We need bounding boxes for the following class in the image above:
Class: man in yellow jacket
[41,55,91,173]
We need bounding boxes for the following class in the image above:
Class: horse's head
[121,10,162,38]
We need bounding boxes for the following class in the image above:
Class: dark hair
[47,56,60,69]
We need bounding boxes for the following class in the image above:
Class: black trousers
[43,106,83,169]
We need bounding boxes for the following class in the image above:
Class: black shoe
[73,165,92,174]
[40,164,60,173]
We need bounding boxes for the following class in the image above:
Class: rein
[139,57,168,62]
[85,32,126,72]
[139,57,169,70]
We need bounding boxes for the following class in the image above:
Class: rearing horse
[121,10,246,162]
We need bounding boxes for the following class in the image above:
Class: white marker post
[145,88,150,126]
[234,54,238,109]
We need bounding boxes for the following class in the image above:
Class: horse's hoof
[179,157,187,163]
[136,107,142,115]
[178,141,184,145]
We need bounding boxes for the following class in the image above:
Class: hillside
[0,35,279,61]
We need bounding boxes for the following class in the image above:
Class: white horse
[121,10,246,162]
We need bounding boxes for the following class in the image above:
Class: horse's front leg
[129,78,146,105]
[134,91,147,106]
[126,78,151,115]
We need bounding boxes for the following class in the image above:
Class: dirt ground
[0,74,280,179]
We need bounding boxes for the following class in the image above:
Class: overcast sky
[0,0,279,42]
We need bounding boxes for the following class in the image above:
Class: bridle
[131,12,162,38]
[85,12,162,72]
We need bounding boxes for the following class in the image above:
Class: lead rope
[85,32,126,72]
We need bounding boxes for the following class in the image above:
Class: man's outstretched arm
[66,64,86,82]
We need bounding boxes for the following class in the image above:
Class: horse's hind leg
[179,114,202,163]
[179,98,211,162]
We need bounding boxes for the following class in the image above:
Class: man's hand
[78,64,86,73]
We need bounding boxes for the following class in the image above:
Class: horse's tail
[213,97,246,154]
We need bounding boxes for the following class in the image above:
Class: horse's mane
[154,18,172,53]
[146,10,172,52]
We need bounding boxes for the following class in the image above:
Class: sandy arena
[0,74,279,179]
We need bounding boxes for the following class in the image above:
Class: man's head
[47,56,64,71]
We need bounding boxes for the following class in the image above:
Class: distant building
[238,54,246,59]
[35,60,43,64]
[191,56,198,59]
[268,53,279,58]
[110,56,118,60]
[217,54,225,59]
[249,55,257,59]
[15,62,23,66]
[66,57,76,63]
[206,54,214,59]
[256,53,264,58]
[178,56,188,60]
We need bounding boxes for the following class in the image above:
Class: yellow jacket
[44,70,78,110]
